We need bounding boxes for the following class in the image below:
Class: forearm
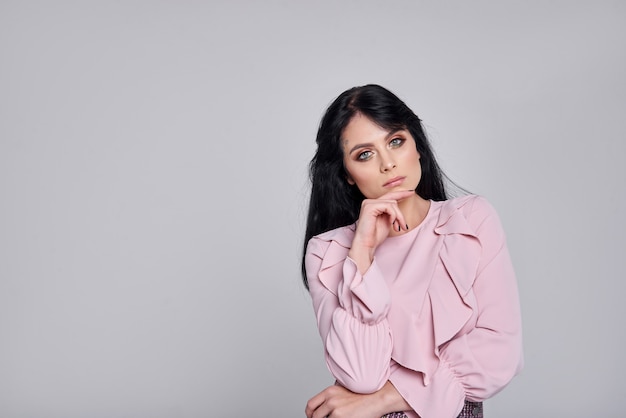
[377,381,412,415]
[330,258,394,392]
[305,381,412,418]
[348,245,374,275]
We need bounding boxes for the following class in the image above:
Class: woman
[302,85,523,418]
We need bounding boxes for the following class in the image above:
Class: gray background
[1,1,625,417]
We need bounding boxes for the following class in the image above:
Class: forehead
[342,113,392,146]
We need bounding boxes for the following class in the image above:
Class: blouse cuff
[389,361,465,418]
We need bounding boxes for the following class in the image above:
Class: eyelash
[356,137,404,161]
[357,151,373,161]
[390,137,404,147]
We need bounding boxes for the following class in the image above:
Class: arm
[306,239,394,394]
[439,202,523,400]
[305,190,414,394]
[305,381,411,418]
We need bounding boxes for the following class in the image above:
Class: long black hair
[301,84,450,288]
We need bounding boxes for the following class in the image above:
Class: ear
[346,174,355,185]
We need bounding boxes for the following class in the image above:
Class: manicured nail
[405,224,409,230]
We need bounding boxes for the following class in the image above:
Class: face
[342,113,421,199]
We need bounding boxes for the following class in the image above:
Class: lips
[383,176,406,188]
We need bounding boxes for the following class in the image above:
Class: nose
[380,154,396,173]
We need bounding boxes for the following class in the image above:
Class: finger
[385,203,408,232]
[311,402,333,418]
[377,189,415,202]
[306,395,334,418]
[393,219,405,232]
[306,387,333,418]
[362,200,406,230]
[374,200,407,231]
[305,394,323,418]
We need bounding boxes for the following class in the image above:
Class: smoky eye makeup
[389,137,404,147]
[356,150,373,161]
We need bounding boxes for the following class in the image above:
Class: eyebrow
[347,129,403,155]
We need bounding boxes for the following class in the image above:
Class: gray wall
[1,1,625,417]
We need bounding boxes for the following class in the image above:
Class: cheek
[344,166,375,193]
[348,172,367,188]
[409,151,422,171]
[345,167,369,188]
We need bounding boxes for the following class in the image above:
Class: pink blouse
[305,195,523,418]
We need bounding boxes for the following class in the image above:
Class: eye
[389,137,404,147]
[357,150,373,161]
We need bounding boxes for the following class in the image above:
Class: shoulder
[435,195,511,283]
[306,224,355,258]
[443,194,497,217]
[436,195,504,239]
[305,225,355,291]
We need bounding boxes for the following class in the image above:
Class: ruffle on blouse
[315,227,355,297]
[385,195,484,386]
[313,195,485,386]
[432,195,482,342]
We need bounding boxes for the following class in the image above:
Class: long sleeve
[440,198,523,397]
[305,196,523,418]
[306,237,394,394]
[388,196,523,418]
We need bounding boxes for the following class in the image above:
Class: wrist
[378,381,395,408]
[348,246,374,274]
[378,381,410,414]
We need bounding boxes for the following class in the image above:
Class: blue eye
[390,137,404,147]
[357,151,373,161]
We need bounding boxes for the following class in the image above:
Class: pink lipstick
[383,176,406,188]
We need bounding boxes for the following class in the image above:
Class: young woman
[302,85,523,418]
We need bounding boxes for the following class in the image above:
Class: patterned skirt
[381,400,483,418]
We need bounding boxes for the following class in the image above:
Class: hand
[305,384,384,418]
[305,382,411,418]
[349,190,414,273]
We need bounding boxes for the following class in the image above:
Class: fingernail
[406,224,409,230]
[398,224,401,232]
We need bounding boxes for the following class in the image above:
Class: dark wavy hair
[301,84,451,288]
